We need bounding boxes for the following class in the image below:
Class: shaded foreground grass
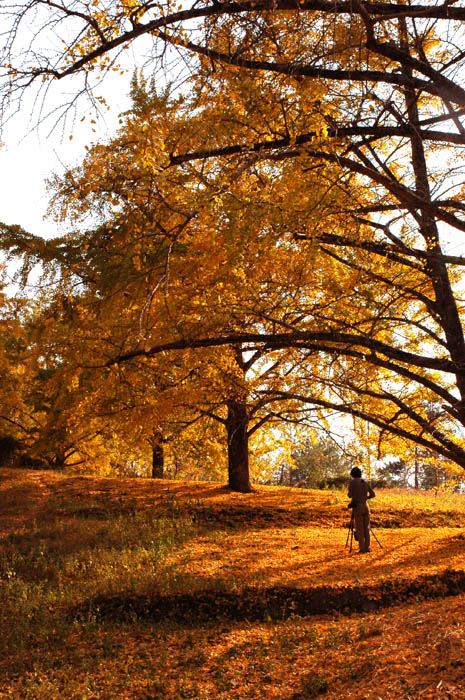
[1,468,465,699]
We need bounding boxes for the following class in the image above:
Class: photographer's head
[350,467,362,479]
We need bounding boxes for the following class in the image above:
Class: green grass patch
[0,504,198,683]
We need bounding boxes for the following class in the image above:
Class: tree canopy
[3,2,465,488]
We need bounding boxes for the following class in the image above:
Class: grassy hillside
[1,468,465,699]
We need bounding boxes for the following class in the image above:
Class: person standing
[348,467,376,553]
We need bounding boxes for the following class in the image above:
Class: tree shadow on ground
[72,568,465,626]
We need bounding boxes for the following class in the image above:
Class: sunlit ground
[1,468,465,700]
[163,526,465,594]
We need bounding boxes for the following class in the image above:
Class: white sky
[0,16,168,243]
[0,75,132,295]
[1,136,70,238]
[0,8,137,240]
[0,108,126,240]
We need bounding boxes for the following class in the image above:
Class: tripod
[346,509,383,553]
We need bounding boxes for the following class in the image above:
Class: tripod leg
[370,527,383,549]
[346,512,354,549]
[349,514,354,553]
[345,518,351,548]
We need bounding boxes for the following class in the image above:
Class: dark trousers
[354,503,371,552]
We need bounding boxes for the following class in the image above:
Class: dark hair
[350,467,362,478]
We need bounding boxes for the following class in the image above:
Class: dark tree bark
[226,396,252,493]
[151,442,164,478]
[150,432,164,478]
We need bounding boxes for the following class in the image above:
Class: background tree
[0,290,36,463]
[291,435,351,489]
[0,289,110,470]
[377,459,411,489]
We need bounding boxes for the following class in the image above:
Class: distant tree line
[378,457,465,492]
[274,438,465,491]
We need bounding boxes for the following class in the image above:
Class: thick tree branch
[296,231,465,268]
[260,390,465,465]
[104,330,459,375]
[169,126,465,167]
[13,0,465,83]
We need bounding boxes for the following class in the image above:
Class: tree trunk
[414,448,419,490]
[226,397,252,493]
[401,28,465,414]
[151,438,164,479]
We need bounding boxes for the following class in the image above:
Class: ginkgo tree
[0,284,109,470]
[0,75,374,490]
[4,1,465,483]
[0,287,35,460]
[44,84,358,489]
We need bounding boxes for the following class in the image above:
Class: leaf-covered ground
[1,468,465,699]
